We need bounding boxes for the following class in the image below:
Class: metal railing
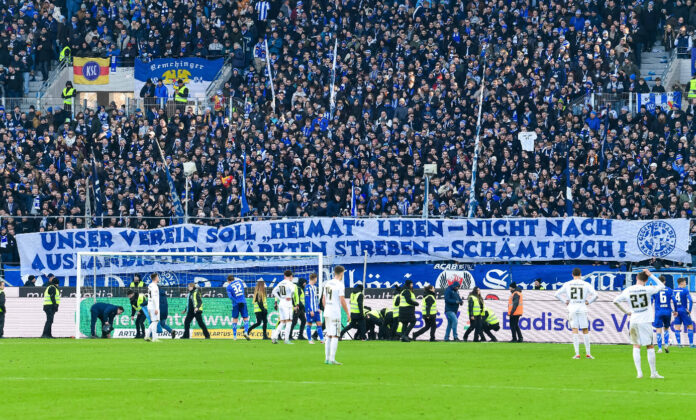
[37,60,67,99]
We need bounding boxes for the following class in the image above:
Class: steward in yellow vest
[384,285,401,340]
[412,285,438,341]
[397,280,418,342]
[365,307,384,340]
[339,283,366,340]
[290,278,307,340]
[464,287,485,342]
[482,305,500,342]
[41,275,60,338]
[127,289,148,339]
[0,280,5,338]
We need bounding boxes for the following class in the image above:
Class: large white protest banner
[17,218,691,277]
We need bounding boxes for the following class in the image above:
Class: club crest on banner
[636,221,677,258]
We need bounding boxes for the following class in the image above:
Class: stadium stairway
[640,44,669,88]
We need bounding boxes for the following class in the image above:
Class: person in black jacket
[89,302,124,338]
[412,284,438,341]
[0,280,5,338]
[140,78,156,109]
[249,280,270,339]
[181,283,210,339]
[398,280,419,342]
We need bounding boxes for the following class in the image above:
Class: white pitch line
[3,377,694,397]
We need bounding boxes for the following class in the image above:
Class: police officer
[127,289,148,338]
[290,278,307,340]
[464,287,485,342]
[412,284,438,341]
[398,280,418,342]
[89,302,124,338]
[62,81,76,114]
[482,305,499,342]
[365,307,384,340]
[0,280,5,338]
[41,274,60,338]
[340,282,366,340]
[174,79,189,112]
[182,283,210,339]
[129,275,145,288]
[384,285,401,340]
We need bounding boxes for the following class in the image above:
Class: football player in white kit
[322,265,350,365]
[271,270,297,344]
[145,273,161,342]
[613,269,665,379]
[554,268,598,359]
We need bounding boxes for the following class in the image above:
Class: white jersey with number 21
[556,279,597,313]
[323,278,344,319]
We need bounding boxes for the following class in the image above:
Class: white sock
[647,348,657,375]
[633,348,642,376]
[284,322,293,342]
[572,334,580,355]
[583,333,591,355]
[324,337,331,361]
[272,323,280,340]
[330,336,339,361]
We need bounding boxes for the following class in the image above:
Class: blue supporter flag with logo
[240,154,250,216]
[164,162,185,224]
[134,57,224,99]
[351,180,357,217]
[637,92,682,114]
[91,155,104,226]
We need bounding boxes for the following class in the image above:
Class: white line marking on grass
[3,377,694,397]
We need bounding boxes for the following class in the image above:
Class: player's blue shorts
[306,311,321,323]
[232,302,248,319]
[674,310,694,327]
[653,311,671,329]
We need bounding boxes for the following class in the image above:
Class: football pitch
[2,339,694,419]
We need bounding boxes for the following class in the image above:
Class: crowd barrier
[3,290,693,343]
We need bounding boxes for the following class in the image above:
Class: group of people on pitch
[91,273,210,340]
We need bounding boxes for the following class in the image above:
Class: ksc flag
[637,92,682,114]
[134,58,223,99]
[73,57,110,84]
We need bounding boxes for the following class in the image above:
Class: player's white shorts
[629,322,654,346]
[148,307,160,322]
[325,317,341,337]
[568,310,589,329]
[278,303,293,321]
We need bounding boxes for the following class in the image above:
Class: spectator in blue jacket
[157,288,176,339]
[154,80,168,106]
[444,282,463,342]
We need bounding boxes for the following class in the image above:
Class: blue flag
[351,180,357,217]
[91,154,104,226]
[164,161,185,224]
[241,154,250,216]
[565,154,574,217]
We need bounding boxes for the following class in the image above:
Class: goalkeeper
[90,302,124,338]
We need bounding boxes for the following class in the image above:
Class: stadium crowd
[1,0,696,265]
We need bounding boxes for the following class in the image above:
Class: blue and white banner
[16,218,691,277]
[637,92,682,114]
[134,57,224,99]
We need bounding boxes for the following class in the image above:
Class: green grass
[1,339,694,419]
